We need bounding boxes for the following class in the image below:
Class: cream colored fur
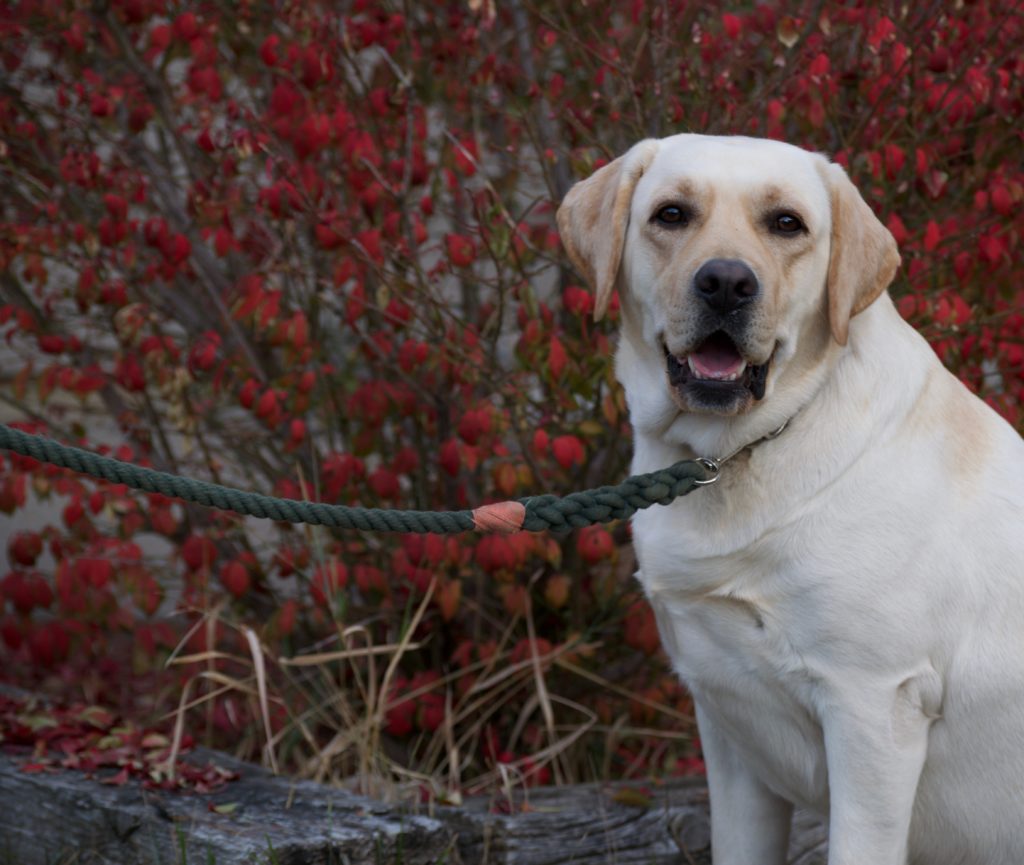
[558,134,1024,865]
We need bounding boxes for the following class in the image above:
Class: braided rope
[0,424,710,534]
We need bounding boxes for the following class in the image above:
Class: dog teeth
[686,356,748,382]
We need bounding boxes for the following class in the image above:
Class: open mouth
[664,331,771,401]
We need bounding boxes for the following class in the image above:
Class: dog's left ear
[820,161,901,346]
[557,140,659,321]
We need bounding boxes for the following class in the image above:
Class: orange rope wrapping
[471,501,527,534]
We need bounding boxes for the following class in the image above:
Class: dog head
[557,134,900,445]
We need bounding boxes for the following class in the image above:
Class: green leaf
[212,801,239,815]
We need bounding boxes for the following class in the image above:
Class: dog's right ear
[556,140,659,321]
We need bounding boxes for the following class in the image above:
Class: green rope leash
[0,423,711,534]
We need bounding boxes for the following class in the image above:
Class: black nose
[693,259,759,314]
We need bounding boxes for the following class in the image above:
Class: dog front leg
[822,680,936,865]
[696,704,793,865]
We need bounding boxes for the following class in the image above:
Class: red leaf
[439,439,461,477]
[101,767,131,786]
[173,13,199,42]
[886,213,908,246]
[445,233,476,268]
[990,184,1013,217]
[220,561,250,599]
[548,335,568,379]
[19,762,51,774]
[260,34,280,67]
[721,13,742,39]
[551,435,585,470]
[577,525,615,564]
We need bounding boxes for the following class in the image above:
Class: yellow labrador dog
[558,134,1024,865]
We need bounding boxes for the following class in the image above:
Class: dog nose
[693,259,759,314]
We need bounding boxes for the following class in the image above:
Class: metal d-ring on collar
[692,419,791,486]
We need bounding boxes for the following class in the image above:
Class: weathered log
[450,778,828,864]
[0,747,828,864]
[0,748,450,865]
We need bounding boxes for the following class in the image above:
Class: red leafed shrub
[0,1,1020,800]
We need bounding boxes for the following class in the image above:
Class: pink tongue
[689,334,744,377]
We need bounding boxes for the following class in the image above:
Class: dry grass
[159,573,697,805]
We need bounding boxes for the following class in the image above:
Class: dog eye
[653,205,691,227]
[772,212,805,234]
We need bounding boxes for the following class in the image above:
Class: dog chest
[633,500,844,808]
[645,574,831,809]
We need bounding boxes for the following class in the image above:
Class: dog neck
[692,416,795,487]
